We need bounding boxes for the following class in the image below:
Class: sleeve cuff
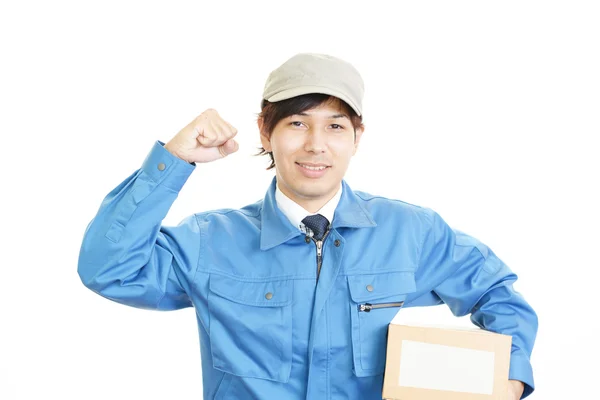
[509,351,535,398]
[140,141,196,192]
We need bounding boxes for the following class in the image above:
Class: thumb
[218,138,239,158]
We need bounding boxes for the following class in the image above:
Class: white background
[1,1,598,399]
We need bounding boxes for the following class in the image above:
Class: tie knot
[302,214,330,241]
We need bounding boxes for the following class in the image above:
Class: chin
[295,182,333,198]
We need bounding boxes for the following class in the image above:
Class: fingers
[218,138,239,158]
[189,138,238,163]
[196,119,221,146]
[196,109,238,148]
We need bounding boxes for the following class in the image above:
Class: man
[78,53,537,399]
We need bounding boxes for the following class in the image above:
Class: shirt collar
[275,182,342,235]
[260,177,377,250]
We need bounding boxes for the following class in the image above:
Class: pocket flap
[347,271,416,303]
[209,274,293,307]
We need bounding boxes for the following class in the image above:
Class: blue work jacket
[78,141,537,399]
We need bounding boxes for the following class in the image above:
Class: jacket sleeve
[77,141,199,311]
[415,208,538,399]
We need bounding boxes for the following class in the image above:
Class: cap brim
[265,85,362,116]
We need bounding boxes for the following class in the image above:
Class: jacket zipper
[312,229,331,282]
[358,301,405,312]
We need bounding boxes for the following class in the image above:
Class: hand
[508,380,525,399]
[165,108,239,164]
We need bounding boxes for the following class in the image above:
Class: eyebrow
[295,112,350,119]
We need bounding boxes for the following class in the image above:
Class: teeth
[300,164,327,171]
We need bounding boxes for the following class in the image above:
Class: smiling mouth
[296,162,330,171]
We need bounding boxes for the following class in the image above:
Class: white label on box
[398,340,495,395]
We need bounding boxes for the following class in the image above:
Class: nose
[304,128,327,153]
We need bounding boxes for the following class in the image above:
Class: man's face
[259,101,363,211]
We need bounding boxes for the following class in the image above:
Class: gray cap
[262,53,364,116]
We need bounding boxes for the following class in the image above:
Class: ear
[352,126,364,155]
[258,117,272,152]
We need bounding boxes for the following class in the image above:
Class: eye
[330,124,344,130]
[290,121,305,127]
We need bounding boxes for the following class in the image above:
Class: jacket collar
[260,177,377,250]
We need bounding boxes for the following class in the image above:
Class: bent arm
[415,209,538,398]
[78,141,199,310]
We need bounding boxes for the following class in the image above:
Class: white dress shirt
[275,183,342,236]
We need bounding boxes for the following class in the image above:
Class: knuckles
[191,108,237,144]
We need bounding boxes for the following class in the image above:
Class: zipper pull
[358,301,405,312]
[316,240,323,257]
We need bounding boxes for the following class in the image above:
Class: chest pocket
[347,271,416,377]
[208,274,293,382]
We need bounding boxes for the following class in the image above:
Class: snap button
[305,236,311,244]
[366,284,374,292]
[157,163,166,171]
[334,239,341,247]
[265,292,273,300]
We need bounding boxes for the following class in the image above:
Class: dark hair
[257,93,364,170]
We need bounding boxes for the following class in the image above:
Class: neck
[299,198,331,214]
[277,183,337,214]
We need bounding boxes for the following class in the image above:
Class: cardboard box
[382,323,512,400]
